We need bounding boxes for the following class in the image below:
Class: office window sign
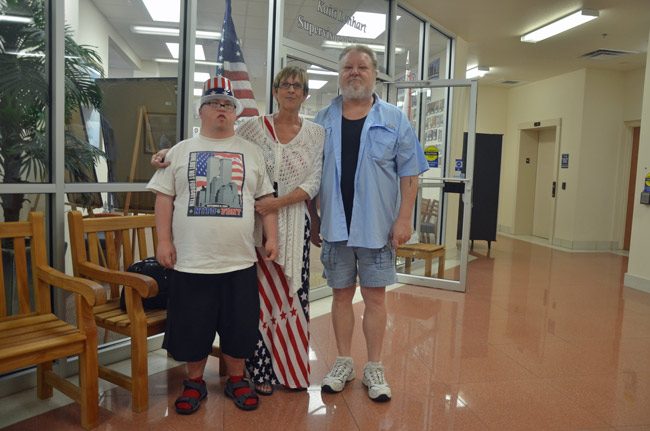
[561,153,569,169]
[285,0,389,69]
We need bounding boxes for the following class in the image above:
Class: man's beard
[341,81,374,100]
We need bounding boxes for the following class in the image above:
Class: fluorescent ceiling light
[308,66,338,76]
[142,0,180,22]
[194,72,211,83]
[308,79,328,90]
[131,26,221,40]
[521,9,599,43]
[166,43,206,60]
[466,66,490,79]
[197,30,221,40]
[337,12,386,39]
[155,58,221,67]
[193,88,203,96]
[132,25,178,37]
[0,14,33,23]
[322,40,402,54]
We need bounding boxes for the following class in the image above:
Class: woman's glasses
[204,101,236,112]
[277,82,304,91]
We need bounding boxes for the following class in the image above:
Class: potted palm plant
[1,0,107,314]
[0,0,105,222]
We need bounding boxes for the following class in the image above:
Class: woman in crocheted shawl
[151,66,324,395]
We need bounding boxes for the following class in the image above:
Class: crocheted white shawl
[237,115,324,295]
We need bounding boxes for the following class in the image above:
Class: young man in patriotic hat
[147,75,278,413]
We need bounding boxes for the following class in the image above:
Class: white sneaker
[321,356,355,393]
[362,362,391,402]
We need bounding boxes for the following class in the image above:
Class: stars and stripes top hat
[200,75,244,116]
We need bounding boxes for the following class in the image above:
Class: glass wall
[284,0,390,71]
[1,0,453,302]
[393,6,423,131]
[0,1,49,222]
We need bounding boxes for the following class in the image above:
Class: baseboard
[552,238,617,251]
[0,334,164,398]
[497,224,512,234]
[624,272,650,294]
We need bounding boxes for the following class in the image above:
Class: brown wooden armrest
[77,261,159,298]
[35,265,107,306]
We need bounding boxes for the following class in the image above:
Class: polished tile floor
[2,235,650,430]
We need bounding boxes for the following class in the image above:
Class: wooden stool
[396,243,445,278]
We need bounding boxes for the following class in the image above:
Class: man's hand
[156,239,176,268]
[390,218,412,248]
[151,149,171,168]
[310,214,322,247]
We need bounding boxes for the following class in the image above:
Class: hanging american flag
[216,0,259,117]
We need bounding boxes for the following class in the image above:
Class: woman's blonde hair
[273,66,309,95]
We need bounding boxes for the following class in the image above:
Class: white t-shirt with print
[147,134,274,274]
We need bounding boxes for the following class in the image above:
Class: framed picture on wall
[144,112,176,154]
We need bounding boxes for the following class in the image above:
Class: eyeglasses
[204,101,236,112]
[277,82,304,91]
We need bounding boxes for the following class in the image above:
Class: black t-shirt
[340,116,366,233]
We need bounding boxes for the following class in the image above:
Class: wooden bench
[67,210,222,412]
[0,212,104,430]
[396,243,446,278]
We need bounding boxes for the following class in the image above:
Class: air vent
[581,49,637,59]
[500,80,520,85]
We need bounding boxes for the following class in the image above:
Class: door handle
[552,181,556,198]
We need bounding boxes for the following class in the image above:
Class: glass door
[388,79,478,293]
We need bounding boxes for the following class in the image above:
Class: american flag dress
[246,216,310,389]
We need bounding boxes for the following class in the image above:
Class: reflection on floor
[1,234,649,430]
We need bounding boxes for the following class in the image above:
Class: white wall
[499,70,586,241]
[573,70,626,247]
[625,29,650,293]
[623,68,645,121]
[476,85,508,134]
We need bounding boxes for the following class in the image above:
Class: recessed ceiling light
[466,66,490,79]
[336,11,386,39]
[521,9,599,43]
[142,0,180,22]
[194,72,211,83]
[308,79,328,90]
[166,43,206,60]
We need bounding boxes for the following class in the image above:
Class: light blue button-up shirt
[314,94,429,249]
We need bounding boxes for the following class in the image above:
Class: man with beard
[311,45,428,402]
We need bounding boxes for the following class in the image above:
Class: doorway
[514,120,561,240]
[623,126,641,250]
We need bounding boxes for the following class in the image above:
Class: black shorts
[162,265,259,362]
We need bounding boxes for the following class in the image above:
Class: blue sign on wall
[561,153,569,168]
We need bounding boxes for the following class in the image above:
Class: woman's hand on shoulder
[151,149,171,168]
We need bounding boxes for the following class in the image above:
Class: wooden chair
[67,210,163,412]
[67,210,223,412]
[0,212,104,430]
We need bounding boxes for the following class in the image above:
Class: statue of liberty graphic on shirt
[188,151,244,217]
